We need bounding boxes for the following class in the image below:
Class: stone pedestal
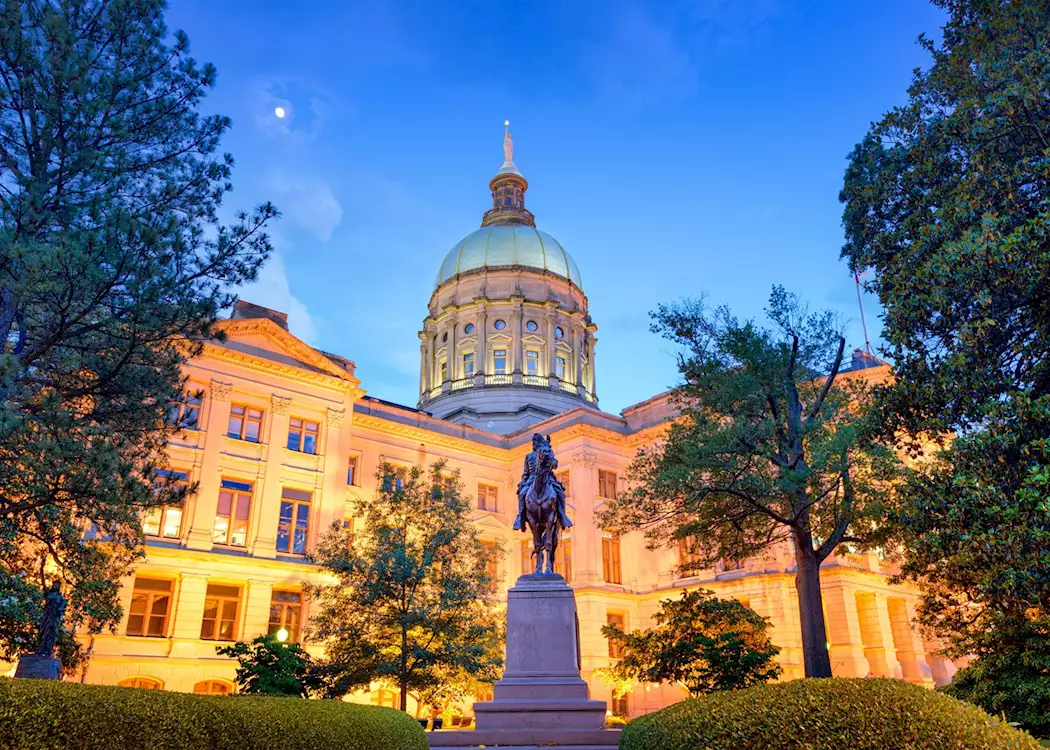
[14,655,61,680]
[429,574,619,749]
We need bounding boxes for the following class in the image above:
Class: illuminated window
[372,689,398,708]
[493,349,507,374]
[440,360,447,382]
[602,537,622,584]
[277,488,311,555]
[347,455,359,486]
[525,350,539,376]
[463,352,475,378]
[214,479,252,546]
[477,482,499,512]
[287,417,319,454]
[482,540,500,593]
[144,469,189,539]
[606,612,626,658]
[343,514,355,546]
[526,320,538,332]
[520,536,572,580]
[118,677,162,690]
[556,470,570,496]
[598,470,617,500]
[611,692,629,717]
[126,577,173,638]
[228,404,263,442]
[555,356,566,379]
[678,535,702,574]
[268,590,303,642]
[170,390,202,430]
[194,679,233,695]
[200,584,241,641]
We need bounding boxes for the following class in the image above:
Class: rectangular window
[678,535,702,573]
[611,692,629,717]
[607,612,626,658]
[343,514,355,546]
[268,590,303,643]
[126,577,173,637]
[525,350,539,376]
[277,488,311,555]
[228,404,263,442]
[493,349,507,375]
[144,469,189,539]
[200,584,241,641]
[440,360,448,382]
[463,352,475,378]
[555,356,566,379]
[287,417,319,454]
[214,479,252,547]
[556,470,570,496]
[602,537,622,584]
[482,540,500,593]
[170,390,202,430]
[347,455,359,486]
[598,470,617,500]
[524,537,572,579]
[477,482,499,512]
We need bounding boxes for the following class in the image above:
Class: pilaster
[169,572,209,656]
[185,380,232,551]
[241,579,275,640]
[544,302,556,378]
[251,394,289,559]
[888,597,934,685]
[822,585,870,677]
[318,407,350,542]
[570,451,600,587]
[856,591,903,678]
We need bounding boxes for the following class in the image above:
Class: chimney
[230,300,289,330]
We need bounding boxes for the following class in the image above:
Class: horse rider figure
[513,433,573,531]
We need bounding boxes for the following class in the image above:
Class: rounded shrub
[0,677,427,750]
[619,678,1041,750]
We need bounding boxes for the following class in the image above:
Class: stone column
[168,572,209,657]
[573,324,585,394]
[476,301,488,383]
[418,333,428,397]
[510,296,524,383]
[822,585,870,677]
[545,303,556,378]
[888,597,934,685]
[185,380,232,551]
[241,579,274,641]
[587,334,598,398]
[856,591,903,678]
[426,329,436,393]
[448,312,458,381]
[251,394,290,559]
[570,452,600,587]
[317,407,349,543]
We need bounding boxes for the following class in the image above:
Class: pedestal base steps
[427,574,620,750]
[13,655,61,680]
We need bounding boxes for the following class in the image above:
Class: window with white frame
[493,349,507,374]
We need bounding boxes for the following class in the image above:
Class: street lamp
[276,627,289,643]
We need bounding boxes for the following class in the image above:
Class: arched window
[371,689,398,709]
[118,676,163,690]
[193,679,234,695]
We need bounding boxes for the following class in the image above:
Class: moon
[274,106,286,119]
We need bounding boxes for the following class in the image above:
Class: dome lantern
[482,121,535,228]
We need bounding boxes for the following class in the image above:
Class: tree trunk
[793,535,833,678]
[400,681,408,713]
[400,624,409,711]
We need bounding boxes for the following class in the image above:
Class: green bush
[619,678,1041,750]
[941,650,1050,739]
[0,677,427,750]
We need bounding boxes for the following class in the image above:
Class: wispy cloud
[267,174,343,243]
[237,248,318,345]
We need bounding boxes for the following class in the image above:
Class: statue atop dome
[503,120,514,165]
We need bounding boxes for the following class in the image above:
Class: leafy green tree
[0,0,275,668]
[216,634,321,698]
[840,0,1050,723]
[600,288,902,678]
[307,462,503,712]
[599,588,781,697]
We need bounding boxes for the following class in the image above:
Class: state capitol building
[9,131,960,717]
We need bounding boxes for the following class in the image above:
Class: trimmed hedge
[619,678,1041,750]
[0,677,427,750]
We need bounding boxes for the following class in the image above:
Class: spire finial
[503,120,514,165]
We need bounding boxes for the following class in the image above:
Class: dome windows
[555,327,565,339]
[465,323,475,334]
[526,320,538,332]
[494,319,507,330]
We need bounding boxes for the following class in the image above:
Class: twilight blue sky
[168,0,945,414]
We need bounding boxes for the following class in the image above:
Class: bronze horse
[522,440,561,575]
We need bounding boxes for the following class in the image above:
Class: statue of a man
[34,580,66,658]
[513,433,572,531]
[503,124,514,163]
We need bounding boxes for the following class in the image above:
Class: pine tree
[0,0,275,667]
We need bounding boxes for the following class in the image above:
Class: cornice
[352,413,509,460]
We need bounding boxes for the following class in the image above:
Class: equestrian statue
[513,433,572,576]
